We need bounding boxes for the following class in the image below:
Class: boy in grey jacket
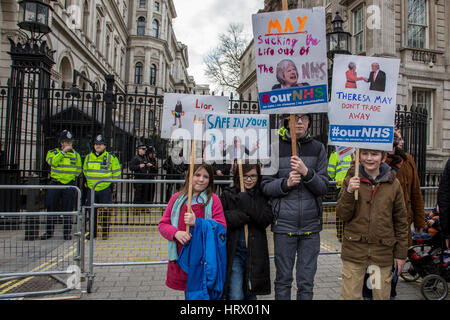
[261,114,329,300]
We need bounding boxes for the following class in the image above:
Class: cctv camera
[428,61,434,68]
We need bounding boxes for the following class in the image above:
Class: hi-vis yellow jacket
[83,151,121,191]
[46,148,82,184]
[327,151,352,189]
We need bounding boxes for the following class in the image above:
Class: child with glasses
[220,162,273,300]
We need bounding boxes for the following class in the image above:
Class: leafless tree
[204,23,249,91]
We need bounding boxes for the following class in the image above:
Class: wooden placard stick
[280,0,298,157]
[289,115,298,156]
[354,148,360,200]
[186,139,196,233]
[237,159,249,248]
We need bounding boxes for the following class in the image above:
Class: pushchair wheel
[401,258,420,282]
[420,274,448,300]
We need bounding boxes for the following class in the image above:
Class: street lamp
[4,0,55,172]
[70,69,97,98]
[326,12,352,105]
[17,0,53,41]
[326,12,351,60]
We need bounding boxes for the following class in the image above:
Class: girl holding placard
[158,163,226,294]
[220,163,273,300]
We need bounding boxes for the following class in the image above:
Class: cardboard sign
[252,7,328,114]
[328,54,400,151]
[336,145,355,161]
[204,113,270,161]
[161,93,229,140]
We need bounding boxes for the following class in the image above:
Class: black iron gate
[0,80,429,208]
[0,84,428,178]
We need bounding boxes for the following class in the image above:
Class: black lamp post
[70,69,97,98]
[326,12,352,60]
[17,0,53,41]
[4,0,55,171]
[324,12,352,151]
[326,12,352,97]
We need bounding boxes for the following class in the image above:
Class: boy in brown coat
[337,149,409,300]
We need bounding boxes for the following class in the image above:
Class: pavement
[79,253,435,300]
[0,213,446,301]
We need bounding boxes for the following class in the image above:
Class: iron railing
[0,81,430,193]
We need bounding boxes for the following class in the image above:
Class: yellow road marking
[0,233,89,295]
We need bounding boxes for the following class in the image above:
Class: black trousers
[86,187,112,238]
[134,182,151,203]
[45,181,76,237]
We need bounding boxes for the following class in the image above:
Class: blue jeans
[227,248,256,300]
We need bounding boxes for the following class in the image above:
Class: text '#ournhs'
[259,84,327,110]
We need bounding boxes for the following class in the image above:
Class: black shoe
[64,235,72,240]
[40,233,53,240]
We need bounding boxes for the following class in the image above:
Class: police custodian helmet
[93,134,107,145]
[59,130,74,142]
[137,144,147,150]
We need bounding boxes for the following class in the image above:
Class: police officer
[129,145,152,203]
[83,134,121,240]
[327,150,352,196]
[327,149,352,243]
[146,146,158,202]
[41,130,82,240]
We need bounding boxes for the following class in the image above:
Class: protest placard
[204,113,270,162]
[328,54,400,151]
[336,145,355,161]
[161,93,229,140]
[161,93,228,231]
[252,7,328,115]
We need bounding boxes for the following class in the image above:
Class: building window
[134,108,141,129]
[139,0,146,8]
[412,88,433,146]
[137,17,146,36]
[152,19,159,38]
[82,0,89,35]
[353,6,364,54]
[113,47,117,71]
[135,62,143,84]
[96,20,101,47]
[408,0,428,48]
[148,110,154,128]
[122,2,127,18]
[154,1,160,11]
[105,35,110,62]
[150,64,157,85]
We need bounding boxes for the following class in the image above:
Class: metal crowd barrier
[0,185,83,299]
[85,179,439,293]
[0,181,438,296]
[85,179,234,293]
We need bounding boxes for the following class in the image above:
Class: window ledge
[399,47,444,55]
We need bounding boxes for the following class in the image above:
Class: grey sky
[172,0,264,91]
